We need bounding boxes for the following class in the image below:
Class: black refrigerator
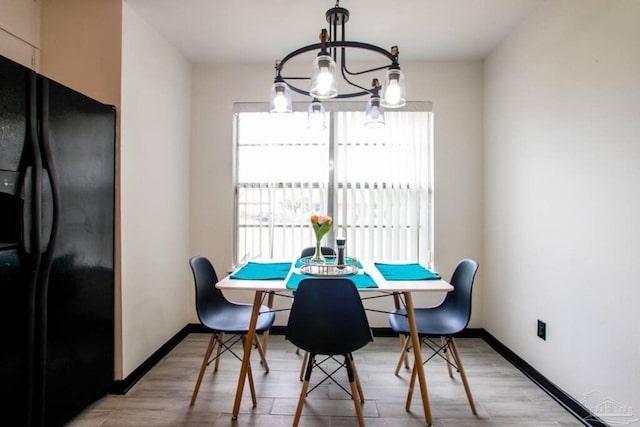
[0,54,115,426]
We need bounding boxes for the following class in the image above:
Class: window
[233,103,433,266]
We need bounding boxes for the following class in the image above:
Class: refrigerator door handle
[38,80,59,256]
[41,170,54,251]
[22,167,53,254]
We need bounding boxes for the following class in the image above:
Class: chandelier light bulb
[316,68,334,96]
[381,68,406,108]
[270,81,292,113]
[307,100,327,131]
[310,55,338,99]
[308,113,325,131]
[365,95,385,128]
[273,92,288,112]
[370,105,381,120]
[385,80,401,105]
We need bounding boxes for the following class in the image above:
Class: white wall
[120,3,192,377]
[190,60,485,327]
[484,0,640,417]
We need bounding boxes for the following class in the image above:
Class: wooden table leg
[403,292,433,426]
[231,290,263,420]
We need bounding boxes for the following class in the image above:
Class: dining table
[216,259,453,426]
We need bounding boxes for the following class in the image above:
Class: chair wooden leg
[442,336,454,378]
[406,359,418,411]
[190,334,216,406]
[293,355,314,427]
[242,336,258,407]
[345,354,365,427]
[449,337,477,415]
[213,332,224,373]
[260,330,270,356]
[293,380,310,427]
[350,381,365,427]
[401,334,410,369]
[247,361,257,407]
[395,335,411,375]
[405,338,421,411]
[349,353,365,403]
[299,351,309,381]
[260,293,275,356]
[253,334,270,373]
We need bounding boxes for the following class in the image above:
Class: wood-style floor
[68,334,582,426]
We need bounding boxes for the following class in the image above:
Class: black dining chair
[388,258,479,414]
[295,247,338,377]
[286,278,373,427]
[299,245,336,258]
[189,256,275,406]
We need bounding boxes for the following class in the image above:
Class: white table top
[216,260,453,293]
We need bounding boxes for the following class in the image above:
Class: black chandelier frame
[273,3,401,99]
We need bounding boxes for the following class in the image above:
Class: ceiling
[125,0,542,64]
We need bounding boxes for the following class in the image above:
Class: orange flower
[311,214,332,225]
[310,214,332,241]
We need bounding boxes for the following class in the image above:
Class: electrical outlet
[537,320,546,340]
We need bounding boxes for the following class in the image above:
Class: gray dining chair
[388,258,479,414]
[287,278,373,427]
[189,256,275,406]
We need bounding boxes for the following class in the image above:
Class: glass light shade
[307,100,326,131]
[310,55,338,99]
[364,96,385,128]
[381,68,406,108]
[269,81,292,113]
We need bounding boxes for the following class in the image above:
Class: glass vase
[311,239,325,264]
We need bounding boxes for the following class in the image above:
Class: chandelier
[269,1,406,129]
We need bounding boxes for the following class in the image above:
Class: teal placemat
[230,262,292,280]
[295,258,363,268]
[286,272,378,290]
[374,263,440,280]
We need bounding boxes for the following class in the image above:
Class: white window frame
[232,102,433,267]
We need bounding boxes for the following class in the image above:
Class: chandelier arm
[330,41,396,62]
[333,90,372,99]
[284,79,370,99]
[339,58,372,94]
[343,63,393,76]
[337,16,346,70]
[278,43,323,70]
[331,13,338,62]
[285,84,314,97]
[278,41,396,70]
[337,23,397,76]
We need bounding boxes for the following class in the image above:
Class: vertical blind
[234,103,433,266]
